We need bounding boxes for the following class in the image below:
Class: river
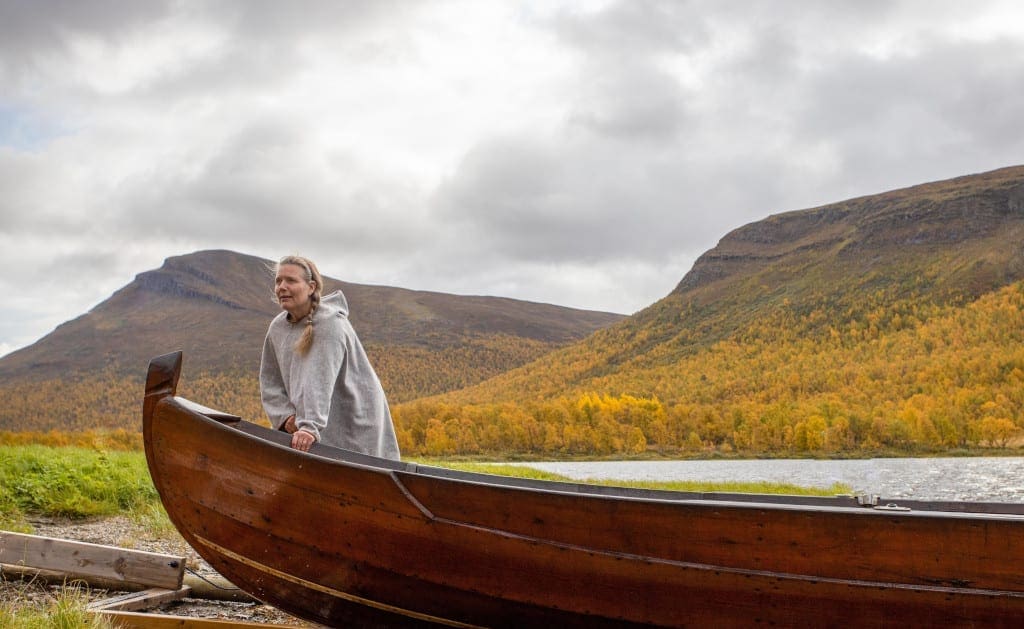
[516,457,1024,502]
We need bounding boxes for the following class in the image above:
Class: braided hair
[275,255,324,355]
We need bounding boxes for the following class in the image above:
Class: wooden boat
[143,352,1024,627]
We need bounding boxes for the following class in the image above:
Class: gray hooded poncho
[259,290,401,460]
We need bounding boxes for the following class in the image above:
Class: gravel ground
[1,516,316,625]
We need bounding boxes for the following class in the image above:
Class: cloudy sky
[2,0,1024,357]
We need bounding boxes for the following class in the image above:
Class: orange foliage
[0,428,142,450]
[393,282,1024,456]
[5,283,1024,457]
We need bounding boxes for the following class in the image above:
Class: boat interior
[172,395,1024,517]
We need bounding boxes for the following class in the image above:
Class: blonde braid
[295,292,319,355]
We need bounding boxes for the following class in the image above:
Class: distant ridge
[440,165,1024,406]
[0,250,624,431]
[676,165,1024,297]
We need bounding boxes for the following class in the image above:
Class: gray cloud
[111,115,429,253]
[552,1,712,56]
[566,61,692,142]
[3,0,1024,354]
[0,1,173,54]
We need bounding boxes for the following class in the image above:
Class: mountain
[399,165,1024,456]
[0,250,624,431]
[8,164,1024,454]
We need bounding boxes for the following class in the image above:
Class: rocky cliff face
[439,164,1024,409]
[675,166,1024,297]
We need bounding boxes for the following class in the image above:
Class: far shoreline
[416,445,1024,465]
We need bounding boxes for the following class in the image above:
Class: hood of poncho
[318,290,350,318]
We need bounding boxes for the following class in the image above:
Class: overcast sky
[2,0,1024,357]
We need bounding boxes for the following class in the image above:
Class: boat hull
[143,353,1024,627]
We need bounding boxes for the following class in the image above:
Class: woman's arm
[259,332,296,429]
[291,316,346,443]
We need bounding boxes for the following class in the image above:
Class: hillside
[0,250,624,431]
[394,166,1024,457]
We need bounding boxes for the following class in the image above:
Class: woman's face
[275,263,315,317]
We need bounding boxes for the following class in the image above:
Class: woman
[259,255,400,459]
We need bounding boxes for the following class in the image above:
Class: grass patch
[0,582,113,629]
[608,479,853,496]
[0,446,159,523]
[127,502,178,538]
[412,460,851,496]
[0,491,32,533]
[428,462,573,482]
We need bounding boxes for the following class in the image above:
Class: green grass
[428,462,573,481]
[0,445,160,530]
[411,460,852,496]
[126,501,178,538]
[0,582,113,629]
[606,479,853,495]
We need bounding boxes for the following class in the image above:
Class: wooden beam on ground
[90,609,299,628]
[181,571,255,603]
[2,562,256,603]
[0,531,184,590]
[88,586,192,612]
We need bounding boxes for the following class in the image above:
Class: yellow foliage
[5,281,1024,458]
[392,281,1024,456]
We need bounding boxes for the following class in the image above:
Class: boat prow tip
[145,351,184,398]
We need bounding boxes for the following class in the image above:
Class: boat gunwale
[163,394,1024,519]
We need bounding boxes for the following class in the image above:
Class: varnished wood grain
[143,351,1024,628]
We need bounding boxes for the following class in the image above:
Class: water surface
[518,457,1024,502]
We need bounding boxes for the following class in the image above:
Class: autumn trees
[392,282,1024,457]
[3,280,1023,458]
[394,394,662,457]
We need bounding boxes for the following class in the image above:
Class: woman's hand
[291,428,316,452]
[283,415,297,434]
